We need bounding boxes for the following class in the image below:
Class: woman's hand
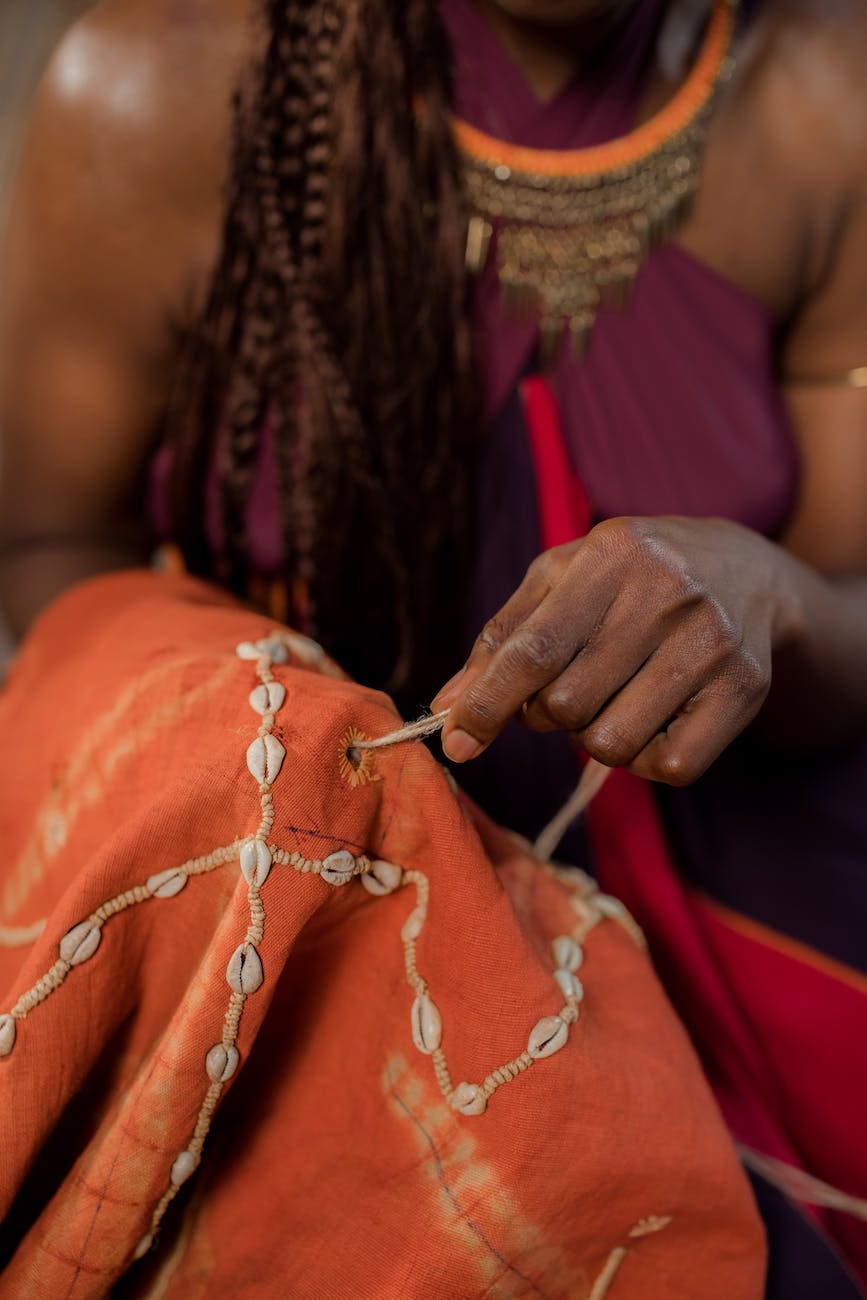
[433,517,802,785]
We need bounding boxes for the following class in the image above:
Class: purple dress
[150,2,867,1292]
[439,2,867,1296]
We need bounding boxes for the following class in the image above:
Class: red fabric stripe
[696,896,867,1283]
[586,769,800,1160]
[521,371,867,1283]
[520,376,592,547]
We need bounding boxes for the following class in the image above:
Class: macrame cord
[357,710,867,1228]
[353,709,611,858]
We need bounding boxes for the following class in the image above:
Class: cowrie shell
[246,734,285,784]
[133,1234,153,1261]
[147,867,188,899]
[240,840,272,888]
[553,969,584,1001]
[595,893,627,920]
[551,936,583,973]
[249,682,287,716]
[235,641,262,661]
[451,1082,487,1117]
[401,910,425,943]
[205,1043,240,1084]
[170,1150,199,1187]
[0,1015,16,1058]
[59,920,102,967]
[411,995,442,1054]
[570,897,597,927]
[226,943,264,995]
[257,637,289,665]
[284,632,324,665]
[528,1015,569,1060]
[361,860,403,896]
[321,850,356,886]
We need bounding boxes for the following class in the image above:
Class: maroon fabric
[443,0,667,147]
[144,3,867,1288]
[441,0,799,537]
[151,0,797,570]
[439,6,867,1293]
[504,374,867,1294]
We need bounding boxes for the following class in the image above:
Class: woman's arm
[433,515,867,782]
[0,0,242,637]
[435,9,867,778]
[758,86,867,748]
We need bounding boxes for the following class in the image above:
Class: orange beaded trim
[452,0,736,178]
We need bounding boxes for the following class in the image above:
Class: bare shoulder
[0,1,257,633]
[735,0,867,178]
[40,0,253,149]
[682,0,867,311]
[19,0,255,308]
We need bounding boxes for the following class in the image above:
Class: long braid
[169,0,477,702]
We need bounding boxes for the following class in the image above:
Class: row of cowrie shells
[0,854,234,1061]
[236,637,290,666]
[552,933,585,1002]
[136,636,298,1259]
[361,824,599,1119]
[150,640,294,1244]
[194,641,294,1084]
[553,863,644,950]
[377,795,641,1120]
[242,629,346,681]
[236,631,326,671]
[238,638,289,788]
[433,930,588,1119]
[155,633,366,1248]
[151,635,631,1252]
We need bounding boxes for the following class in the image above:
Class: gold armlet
[786,366,867,390]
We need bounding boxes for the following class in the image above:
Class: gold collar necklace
[454,0,739,360]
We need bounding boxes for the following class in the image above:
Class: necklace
[455,0,739,360]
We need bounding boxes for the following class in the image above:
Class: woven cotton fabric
[0,572,764,1298]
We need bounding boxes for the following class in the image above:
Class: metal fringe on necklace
[456,0,739,362]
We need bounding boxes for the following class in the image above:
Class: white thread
[533,760,612,861]
[588,1246,628,1300]
[352,711,451,752]
[353,709,611,858]
[738,1146,867,1222]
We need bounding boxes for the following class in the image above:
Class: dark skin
[1,0,867,786]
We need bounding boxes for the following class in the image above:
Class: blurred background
[0,0,90,228]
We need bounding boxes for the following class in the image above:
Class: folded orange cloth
[0,572,765,1297]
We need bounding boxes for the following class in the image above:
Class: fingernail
[432,668,468,711]
[443,729,482,763]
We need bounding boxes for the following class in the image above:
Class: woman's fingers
[438,545,611,761]
[434,517,776,778]
[431,549,561,727]
[540,606,772,782]
[520,595,666,734]
[626,659,769,784]
[567,634,769,786]
[433,545,574,708]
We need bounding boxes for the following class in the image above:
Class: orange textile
[0,572,765,1298]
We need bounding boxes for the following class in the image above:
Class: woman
[0,0,865,1292]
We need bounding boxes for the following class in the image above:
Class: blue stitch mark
[281,822,367,854]
[389,1087,551,1300]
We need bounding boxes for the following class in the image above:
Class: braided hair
[169,0,477,704]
